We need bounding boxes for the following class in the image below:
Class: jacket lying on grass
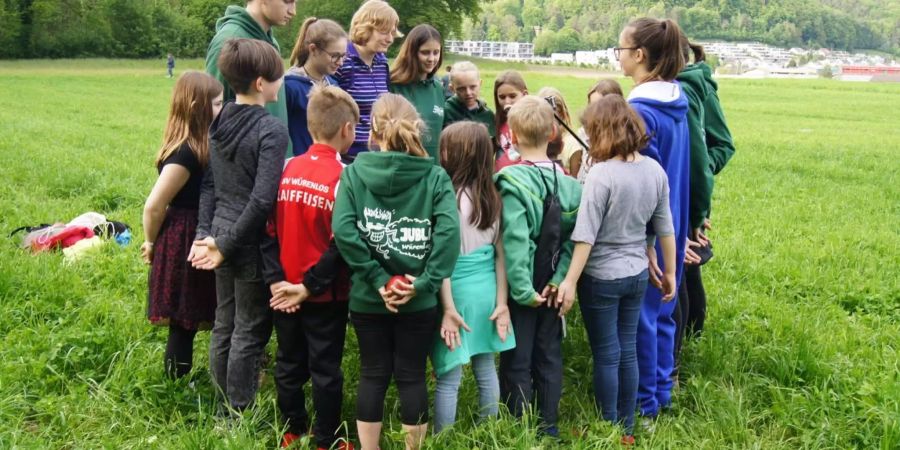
[494,163,582,306]
[332,151,460,314]
[205,5,290,156]
[196,103,287,272]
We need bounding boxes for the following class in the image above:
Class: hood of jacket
[628,81,689,123]
[215,5,272,43]
[351,151,436,196]
[210,103,269,161]
[676,63,711,103]
[445,95,489,115]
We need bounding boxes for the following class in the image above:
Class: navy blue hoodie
[628,81,690,287]
[284,67,337,157]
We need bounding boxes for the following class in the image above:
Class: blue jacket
[284,68,337,157]
[628,81,690,286]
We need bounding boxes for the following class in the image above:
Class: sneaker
[621,435,636,446]
[281,433,303,448]
[640,416,656,434]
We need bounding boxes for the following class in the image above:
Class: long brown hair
[390,24,443,85]
[439,122,501,230]
[493,70,528,131]
[156,71,223,167]
[536,87,570,160]
[587,79,624,100]
[289,17,347,68]
[624,18,685,82]
[370,93,427,157]
[581,95,649,162]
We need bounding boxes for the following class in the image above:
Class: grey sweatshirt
[196,102,288,263]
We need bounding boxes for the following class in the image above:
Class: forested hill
[465,0,900,55]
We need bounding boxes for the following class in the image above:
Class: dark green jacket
[443,96,497,142]
[332,151,460,314]
[390,77,445,161]
[696,63,735,175]
[205,5,291,156]
[495,164,581,306]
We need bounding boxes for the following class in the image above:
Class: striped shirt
[334,42,390,160]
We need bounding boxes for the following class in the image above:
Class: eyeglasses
[613,47,638,61]
[320,50,347,64]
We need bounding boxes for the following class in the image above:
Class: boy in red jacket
[262,85,360,450]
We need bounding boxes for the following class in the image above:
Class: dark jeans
[351,307,439,425]
[209,251,273,410]
[165,322,197,379]
[274,301,349,447]
[577,270,648,435]
[673,264,706,379]
[499,300,563,430]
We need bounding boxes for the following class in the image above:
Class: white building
[551,53,575,64]
[445,40,534,60]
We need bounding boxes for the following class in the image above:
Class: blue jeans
[433,353,500,433]
[577,270,648,435]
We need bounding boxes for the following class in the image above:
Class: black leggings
[673,265,707,378]
[165,323,198,379]
[351,307,439,425]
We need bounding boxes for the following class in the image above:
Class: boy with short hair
[190,37,288,413]
[495,96,582,437]
[442,61,497,142]
[261,85,360,450]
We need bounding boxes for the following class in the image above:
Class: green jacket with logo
[332,151,460,314]
[390,77,446,161]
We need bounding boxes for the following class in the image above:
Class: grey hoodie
[196,102,288,260]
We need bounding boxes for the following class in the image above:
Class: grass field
[0,58,898,449]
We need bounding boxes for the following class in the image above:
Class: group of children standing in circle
[140,1,735,449]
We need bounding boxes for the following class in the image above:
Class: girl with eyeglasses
[389,24,446,162]
[285,17,349,156]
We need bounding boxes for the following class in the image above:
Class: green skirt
[432,244,516,376]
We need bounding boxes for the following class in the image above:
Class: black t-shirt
[158,143,203,209]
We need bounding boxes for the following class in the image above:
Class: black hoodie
[196,102,288,261]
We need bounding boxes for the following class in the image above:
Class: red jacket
[275,143,350,302]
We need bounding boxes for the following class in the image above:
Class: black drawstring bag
[532,166,562,292]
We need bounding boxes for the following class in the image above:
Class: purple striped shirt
[334,43,390,159]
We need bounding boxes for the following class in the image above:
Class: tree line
[466,0,900,56]
[0,0,481,59]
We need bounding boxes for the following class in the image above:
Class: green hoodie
[495,164,581,306]
[443,96,497,141]
[332,151,461,314]
[390,77,446,162]
[205,5,291,156]
[677,63,736,228]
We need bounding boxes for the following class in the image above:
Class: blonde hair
[308,86,360,140]
[289,18,347,67]
[349,0,401,46]
[507,95,554,148]
[370,93,427,157]
[156,71,223,167]
[449,61,478,85]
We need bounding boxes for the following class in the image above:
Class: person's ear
[254,76,265,93]
[308,43,317,56]
[342,122,354,139]
[634,48,645,64]
[549,123,559,141]
[510,129,518,146]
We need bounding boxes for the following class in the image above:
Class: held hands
[554,279,577,318]
[269,281,310,313]
[188,237,223,270]
[440,308,471,351]
[140,241,153,265]
[489,304,511,342]
[379,274,418,313]
[684,238,703,265]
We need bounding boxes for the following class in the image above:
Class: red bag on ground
[31,226,94,252]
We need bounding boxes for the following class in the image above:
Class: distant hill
[464,0,900,55]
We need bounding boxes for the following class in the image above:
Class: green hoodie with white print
[332,151,460,314]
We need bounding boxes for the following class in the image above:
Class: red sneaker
[621,435,636,446]
[282,433,302,448]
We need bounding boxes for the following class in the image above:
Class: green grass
[1,59,898,449]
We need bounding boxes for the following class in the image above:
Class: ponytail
[681,36,706,64]
[289,18,348,68]
[625,17,685,82]
[370,93,428,157]
[690,43,706,63]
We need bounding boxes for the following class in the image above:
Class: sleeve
[633,104,661,164]
[259,218,285,285]
[651,169,675,238]
[687,98,714,229]
[497,177,537,305]
[195,165,215,240]
[411,171,461,296]
[332,170,392,298]
[570,170,608,245]
[704,91,736,175]
[163,145,200,173]
[214,123,287,259]
[205,35,234,103]
[302,238,345,296]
